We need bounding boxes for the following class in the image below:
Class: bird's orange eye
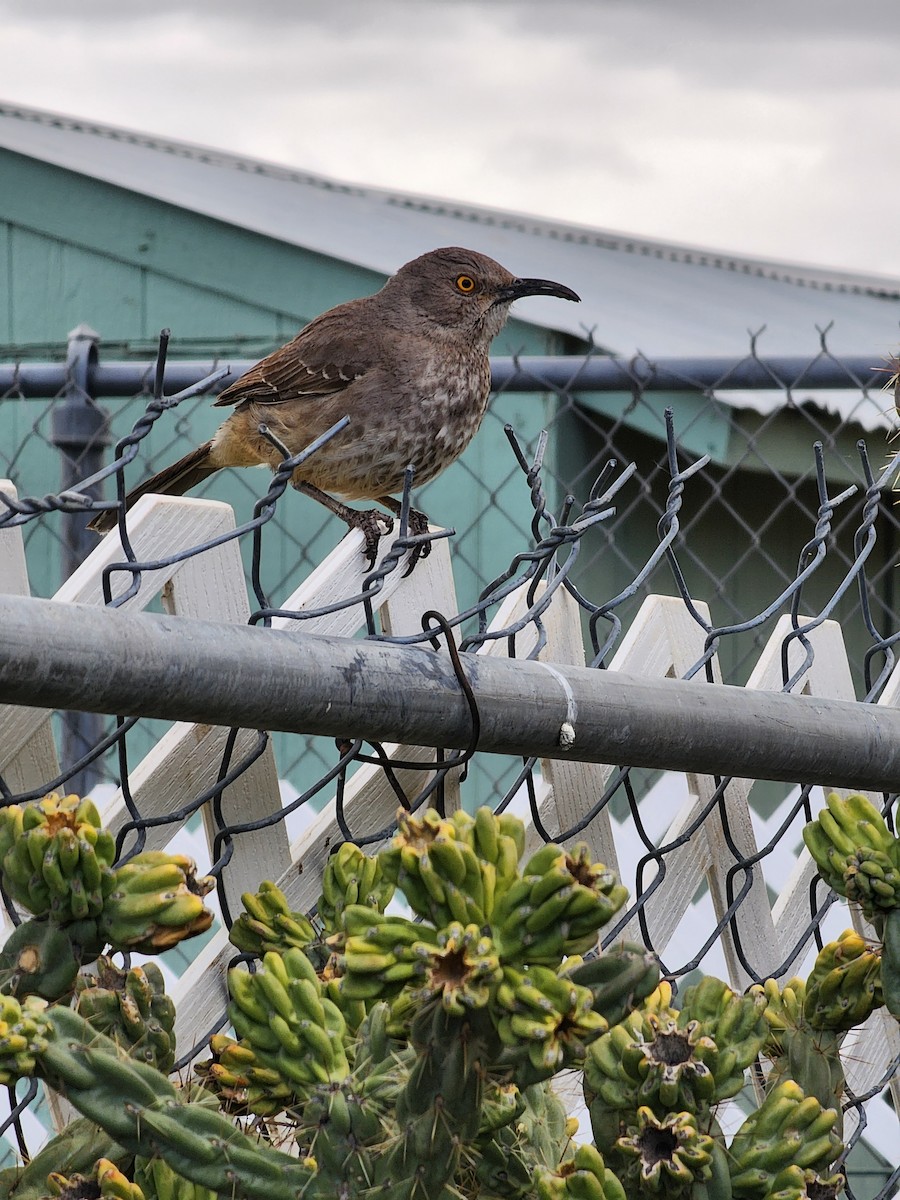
[456,274,476,293]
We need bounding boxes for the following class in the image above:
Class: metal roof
[2,99,898,379]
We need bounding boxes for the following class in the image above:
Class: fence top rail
[3,589,900,792]
[0,353,892,398]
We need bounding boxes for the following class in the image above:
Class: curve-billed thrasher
[89,247,579,562]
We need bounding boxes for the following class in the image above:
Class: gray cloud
[4,0,900,274]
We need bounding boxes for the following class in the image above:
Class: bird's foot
[343,508,395,568]
[400,508,433,576]
[376,498,433,575]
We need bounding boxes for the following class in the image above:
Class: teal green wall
[0,149,380,347]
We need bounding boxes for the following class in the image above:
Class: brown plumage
[89,247,579,562]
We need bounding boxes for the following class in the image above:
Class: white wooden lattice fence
[0,484,898,1157]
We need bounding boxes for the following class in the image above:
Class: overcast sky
[6,0,900,277]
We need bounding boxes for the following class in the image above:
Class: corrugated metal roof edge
[3,98,900,302]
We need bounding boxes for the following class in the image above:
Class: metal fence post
[51,324,110,793]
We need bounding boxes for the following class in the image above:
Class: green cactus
[515,1079,576,1169]
[49,1157,145,1199]
[728,1079,842,1196]
[0,917,86,1001]
[495,960,608,1075]
[802,794,898,918]
[492,841,629,967]
[0,991,53,1082]
[291,1002,405,1200]
[751,931,887,1140]
[478,1078,525,1134]
[193,1030,296,1116]
[750,974,846,1141]
[0,804,858,1200]
[337,904,458,1001]
[749,1165,845,1200]
[98,851,215,954]
[0,793,116,925]
[562,942,661,1029]
[1,996,314,1200]
[613,1106,714,1196]
[317,842,394,935]
[753,974,806,1034]
[134,1156,218,1200]
[471,1121,538,1199]
[0,1116,128,1200]
[586,1007,718,1117]
[677,975,769,1095]
[535,1143,626,1200]
[376,999,494,1200]
[468,1080,570,1199]
[228,879,318,958]
[74,956,177,1072]
[0,793,215,1020]
[379,806,498,928]
[803,793,900,1019]
[803,929,882,1033]
[227,947,350,1096]
[585,977,767,1141]
[884,907,900,1022]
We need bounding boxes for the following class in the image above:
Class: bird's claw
[345,508,395,568]
[346,506,432,574]
[401,509,433,577]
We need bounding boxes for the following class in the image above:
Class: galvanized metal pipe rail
[0,354,888,398]
[0,593,898,792]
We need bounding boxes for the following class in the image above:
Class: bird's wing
[213,301,378,409]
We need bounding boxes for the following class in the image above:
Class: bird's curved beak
[494,277,581,305]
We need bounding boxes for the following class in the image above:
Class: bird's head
[385,247,580,343]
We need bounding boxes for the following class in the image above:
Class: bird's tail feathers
[88,441,218,533]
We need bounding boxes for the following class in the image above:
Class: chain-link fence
[1,331,899,1195]
[4,331,898,787]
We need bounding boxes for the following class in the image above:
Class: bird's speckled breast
[296,349,492,500]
